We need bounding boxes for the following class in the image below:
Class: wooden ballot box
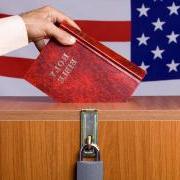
[0,96,180,180]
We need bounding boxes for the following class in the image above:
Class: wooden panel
[0,97,180,180]
[0,121,79,180]
[0,121,180,180]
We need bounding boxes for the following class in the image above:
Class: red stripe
[0,13,131,42]
[76,20,131,42]
[0,56,33,78]
[0,14,10,18]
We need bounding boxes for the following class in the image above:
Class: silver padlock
[77,143,103,180]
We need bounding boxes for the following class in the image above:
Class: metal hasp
[80,109,98,157]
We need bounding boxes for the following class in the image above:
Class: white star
[137,4,150,17]
[166,60,180,72]
[152,18,166,31]
[166,31,180,44]
[139,62,150,72]
[167,2,180,15]
[136,33,150,46]
[151,46,165,59]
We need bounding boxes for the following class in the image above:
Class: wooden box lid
[0,96,180,121]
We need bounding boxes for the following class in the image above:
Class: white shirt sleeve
[0,15,29,56]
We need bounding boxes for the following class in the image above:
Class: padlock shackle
[80,143,100,161]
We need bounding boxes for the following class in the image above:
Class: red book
[24,21,146,103]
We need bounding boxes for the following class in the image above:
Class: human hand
[21,6,80,51]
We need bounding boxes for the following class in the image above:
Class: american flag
[132,0,180,81]
[0,0,180,96]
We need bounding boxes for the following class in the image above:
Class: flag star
[136,33,150,46]
[166,31,180,44]
[166,60,180,72]
[167,2,180,15]
[151,46,165,59]
[139,61,150,72]
[137,4,150,17]
[152,18,166,31]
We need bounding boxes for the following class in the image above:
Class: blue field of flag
[131,0,180,81]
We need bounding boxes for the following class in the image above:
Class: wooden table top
[0,96,180,121]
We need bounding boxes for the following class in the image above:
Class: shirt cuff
[0,15,29,56]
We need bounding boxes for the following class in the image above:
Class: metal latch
[80,109,98,157]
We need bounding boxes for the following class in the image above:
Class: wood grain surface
[0,97,180,180]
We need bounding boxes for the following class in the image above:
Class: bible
[24,21,146,103]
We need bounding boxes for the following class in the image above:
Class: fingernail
[69,36,76,44]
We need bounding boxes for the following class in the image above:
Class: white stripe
[134,80,180,96]
[6,41,131,60]
[5,43,39,59]
[6,42,131,59]
[103,42,131,60]
[0,0,130,20]
[0,77,179,96]
[0,77,46,96]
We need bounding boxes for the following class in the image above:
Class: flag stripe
[0,56,33,78]
[134,80,180,96]
[0,14,9,18]
[1,0,131,21]
[76,20,131,42]
[103,42,131,60]
[0,76,46,96]
[0,14,131,42]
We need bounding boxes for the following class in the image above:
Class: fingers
[48,6,81,31]
[56,12,81,30]
[46,23,76,45]
[34,40,46,51]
